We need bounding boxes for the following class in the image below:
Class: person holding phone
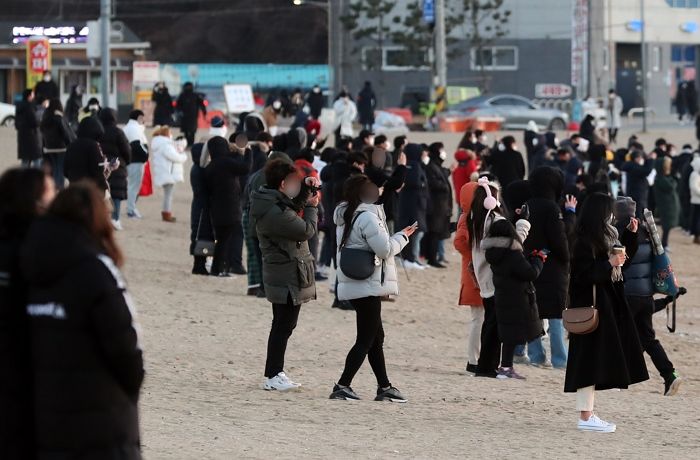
[329,175,414,402]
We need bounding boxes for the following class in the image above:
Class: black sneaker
[329,384,361,401]
[374,386,407,403]
[332,299,355,310]
[475,369,498,378]
[255,287,266,298]
[664,371,682,396]
[466,363,478,374]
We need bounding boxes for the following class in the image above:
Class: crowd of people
[2,75,696,459]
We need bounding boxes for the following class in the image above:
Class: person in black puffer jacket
[489,135,525,189]
[40,98,76,190]
[483,218,545,380]
[613,197,683,396]
[204,136,252,276]
[0,167,56,460]
[521,166,574,369]
[99,108,131,228]
[20,182,144,459]
[64,116,108,192]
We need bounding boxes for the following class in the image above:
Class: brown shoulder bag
[563,284,599,335]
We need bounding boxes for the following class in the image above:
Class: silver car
[447,94,569,131]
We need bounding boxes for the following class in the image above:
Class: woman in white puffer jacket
[150,126,187,222]
[329,175,416,403]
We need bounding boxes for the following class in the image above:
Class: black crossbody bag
[339,211,382,281]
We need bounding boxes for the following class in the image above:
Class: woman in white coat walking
[151,126,187,222]
[329,174,416,402]
[606,89,624,144]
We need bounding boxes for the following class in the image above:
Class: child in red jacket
[452,149,478,210]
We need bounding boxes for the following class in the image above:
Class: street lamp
[291,0,334,104]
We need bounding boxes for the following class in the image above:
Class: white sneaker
[578,414,616,433]
[263,372,301,392]
[404,261,425,270]
[111,219,123,231]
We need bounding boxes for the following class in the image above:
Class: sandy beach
[2,126,699,459]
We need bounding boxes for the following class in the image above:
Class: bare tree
[464,0,511,92]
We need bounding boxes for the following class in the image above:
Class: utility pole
[100,0,111,108]
[327,0,334,104]
[434,0,447,89]
[640,0,647,132]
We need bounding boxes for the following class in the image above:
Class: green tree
[464,0,511,92]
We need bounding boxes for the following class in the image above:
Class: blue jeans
[112,198,122,221]
[412,231,425,262]
[515,319,568,368]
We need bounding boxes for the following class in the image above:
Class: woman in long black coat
[204,136,252,276]
[15,89,42,168]
[176,82,206,146]
[423,142,453,268]
[64,116,108,192]
[99,109,131,226]
[398,143,429,264]
[564,192,649,432]
[152,83,174,126]
[40,98,76,190]
[522,166,573,368]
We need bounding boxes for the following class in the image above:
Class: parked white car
[0,102,15,127]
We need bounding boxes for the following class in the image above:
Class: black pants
[183,129,196,147]
[476,296,501,372]
[627,295,675,379]
[212,224,235,275]
[424,231,440,264]
[225,221,244,271]
[500,343,516,368]
[692,204,700,236]
[264,297,301,378]
[609,127,618,143]
[338,296,391,388]
[661,225,671,249]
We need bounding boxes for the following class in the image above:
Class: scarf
[605,223,624,282]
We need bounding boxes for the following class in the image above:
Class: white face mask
[439,150,447,161]
[88,104,99,111]
[421,156,430,165]
[43,75,51,82]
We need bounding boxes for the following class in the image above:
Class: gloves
[529,249,547,263]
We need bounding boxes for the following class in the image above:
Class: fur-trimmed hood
[483,236,523,266]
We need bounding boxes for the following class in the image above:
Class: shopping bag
[139,161,153,197]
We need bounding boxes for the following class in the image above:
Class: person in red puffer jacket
[452,148,478,211]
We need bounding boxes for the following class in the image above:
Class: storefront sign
[26,38,51,88]
[571,0,588,94]
[13,25,88,44]
[535,83,572,98]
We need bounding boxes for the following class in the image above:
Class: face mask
[283,181,301,199]
[313,87,321,94]
[272,101,282,110]
[498,143,505,152]
[421,156,430,165]
[43,75,51,82]
[89,104,99,111]
[439,150,447,161]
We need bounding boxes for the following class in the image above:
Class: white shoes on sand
[578,414,616,433]
[263,372,301,392]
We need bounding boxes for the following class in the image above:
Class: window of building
[361,46,430,71]
[471,46,518,71]
[666,0,700,7]
[652,46,662,71]
[671,45,696,63]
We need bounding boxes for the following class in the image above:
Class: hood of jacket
[244,112,267,137]
[152,134,174,152]
[250,187,295,221]
[529,165,564,200]
[482,236,523,265]
[333,201,383,227]
[98,108,118,129]
[459,181,479,213]
[404,143,423,163]
[503,179,532,212]
[692,156,700,172]
[20,216,99,287]
[77,115,104,141]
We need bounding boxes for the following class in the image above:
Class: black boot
[192,256,209,275]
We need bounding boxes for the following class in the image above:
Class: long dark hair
[42,98,64,123]
[0,168,49,239]
[467,183,501,248]
[339,174,373,247]
[575,192,615,257]
[49,181,124,266]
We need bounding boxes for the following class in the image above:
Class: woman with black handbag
[329,175,415,402]
[565,193,648,433]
